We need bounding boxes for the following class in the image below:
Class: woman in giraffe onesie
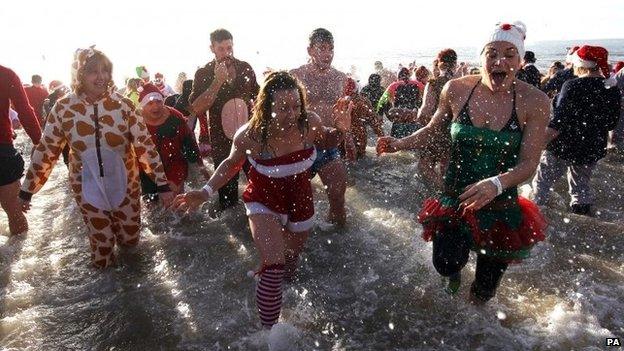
[19,47,173,268]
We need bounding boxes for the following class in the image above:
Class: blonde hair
[574,65,601,77]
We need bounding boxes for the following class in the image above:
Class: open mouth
[491,71,507,86]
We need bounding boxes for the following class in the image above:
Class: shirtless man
[290,28,349,225]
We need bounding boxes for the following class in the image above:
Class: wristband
[202,184,214,198]
[488,176,503,196]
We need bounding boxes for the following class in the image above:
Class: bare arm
[377,82,453,154]
[364,104,385,137]
[189,62,227,116]
[170,126,250,212]
[416,82,437,125]
[205,127,249,191]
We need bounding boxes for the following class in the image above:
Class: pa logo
[606,337,621,347]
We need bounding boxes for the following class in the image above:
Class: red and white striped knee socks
[256,264,285,328]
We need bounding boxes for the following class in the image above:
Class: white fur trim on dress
[244,202,314,232]
[286,216,315,232]
[244,202,288,226]
[247,149,317,178]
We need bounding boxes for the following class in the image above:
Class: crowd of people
[1,21,622,329]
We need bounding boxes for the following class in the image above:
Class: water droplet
[496,311,507,320]
[388,322,395,330]
[563,218,570,224]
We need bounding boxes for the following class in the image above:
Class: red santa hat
[565,46,580,63]
[572,45,610,78]
[485,21,527,57]
[138,83,164,108]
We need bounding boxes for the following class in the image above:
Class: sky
[2,0,623,86]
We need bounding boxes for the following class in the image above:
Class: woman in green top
[377,21,550,303]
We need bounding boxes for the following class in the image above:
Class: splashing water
[1,129,623,350]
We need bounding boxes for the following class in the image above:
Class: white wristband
[488,176,503,196]
[201,184,214,198]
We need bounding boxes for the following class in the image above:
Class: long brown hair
[248,71,309,146]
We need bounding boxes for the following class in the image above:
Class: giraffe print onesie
[20,91,169,268]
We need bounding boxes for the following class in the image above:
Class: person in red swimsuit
[171,71,351,329]
[137,83,210,199]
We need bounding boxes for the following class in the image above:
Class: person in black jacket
[361,73,384,109]
[517,51,542,87]
[532,45,621,215]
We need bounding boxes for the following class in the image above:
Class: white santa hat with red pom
[484,21,527,57]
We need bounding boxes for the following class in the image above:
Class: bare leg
[317,159,347,226]
[248,214,286,266]
[0,180,28,235]
[283,229,310,281]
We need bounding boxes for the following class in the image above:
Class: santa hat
[136,66,150,79]
[572,45,610,78]
[138,83,164,108]
[485,21,527,57]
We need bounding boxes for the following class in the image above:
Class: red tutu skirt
[417,196,547,262]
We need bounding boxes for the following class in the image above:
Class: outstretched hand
[376,136,400,156]
[169,190,209,214]
[332,97,353,132]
